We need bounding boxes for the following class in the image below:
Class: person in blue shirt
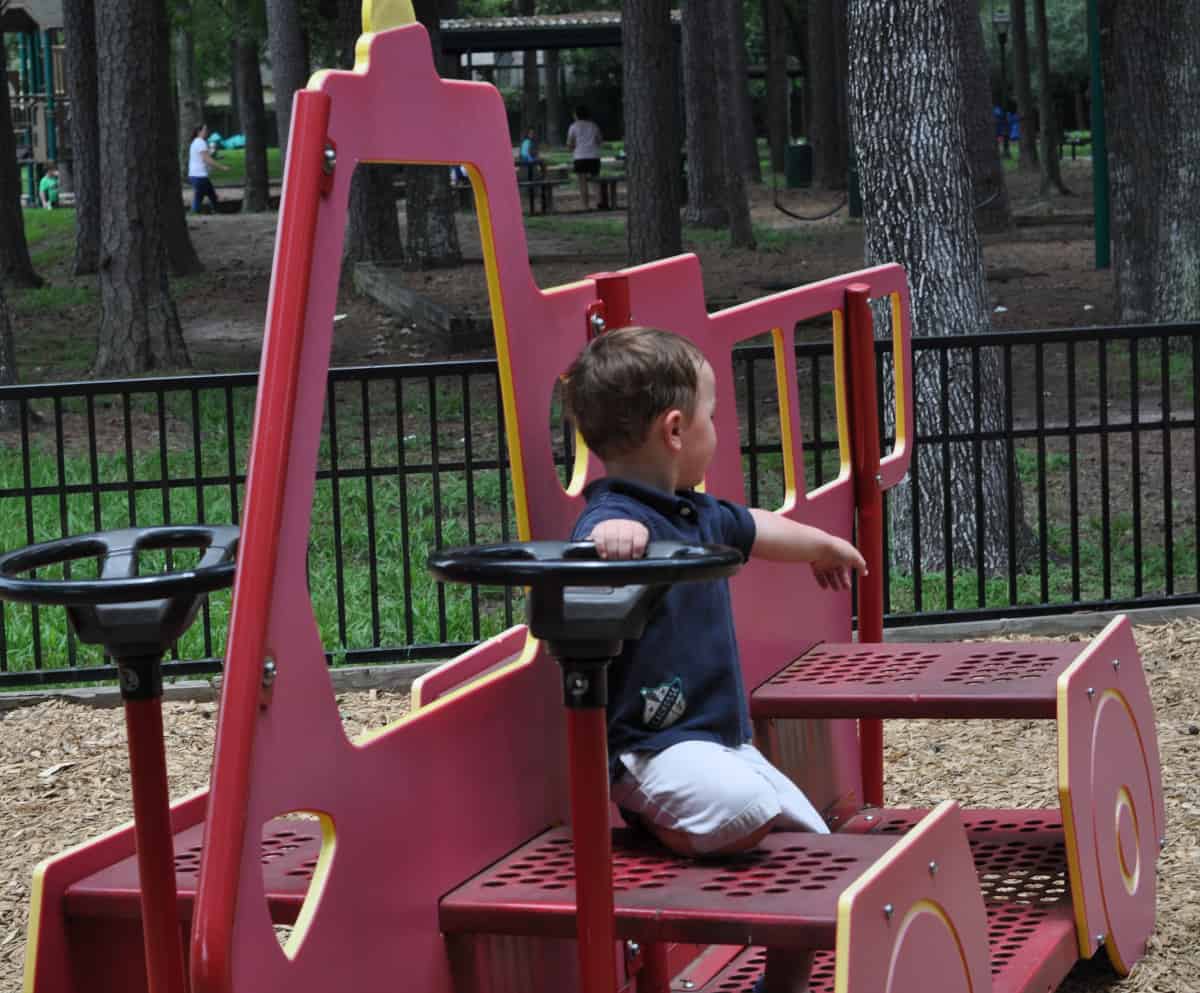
[563,326,866,857]
[518,128,544,181]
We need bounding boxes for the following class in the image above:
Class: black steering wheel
[0,525,239,681]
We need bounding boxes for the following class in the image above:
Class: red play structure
[11,7,1164,993]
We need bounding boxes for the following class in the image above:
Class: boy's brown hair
[562,326,705,459]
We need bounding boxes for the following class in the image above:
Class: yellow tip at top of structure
[362,0,416,33]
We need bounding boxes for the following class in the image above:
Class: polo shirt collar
[583,477,700,519]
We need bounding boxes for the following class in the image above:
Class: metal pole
[1087,0,1111,269]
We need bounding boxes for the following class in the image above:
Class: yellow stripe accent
[771,328,797,509]
[888,293,908,455]
[361,0,416,33]
[283,812,338,959]
[831,308,852,480]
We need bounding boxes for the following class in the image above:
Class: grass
[209,146,285,187]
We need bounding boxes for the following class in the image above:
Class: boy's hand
[587,519,649,560]
[809,536,868,592]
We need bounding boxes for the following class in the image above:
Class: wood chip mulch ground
[2,622,1197,993]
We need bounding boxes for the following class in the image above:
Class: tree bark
[955,0,1011,232]
[63,0,101,275]
[233,0,271,213]
[94,0,189,375]
[545,49,563,146]
[155,0,203,275]
[623,0,682,265]
[1011,0,1038,170]
[807,0,849,189]
[173,1,205,175]
[266,0,309,165]
[1031,0,1068,195]
[1100,0,1200,322]
[730,7,761,183]
[712,0,754,247]
[0,24,42,289]
[763,0,789,175]
[0,286,19,426]
[849,0,1023,575]
[518,0,538,134]
[681,0,728,226]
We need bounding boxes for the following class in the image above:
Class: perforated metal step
[439,827,896,948]
[751,641,1081,720]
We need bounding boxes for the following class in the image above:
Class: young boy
[563,326,867,857]
[38,162,60,209]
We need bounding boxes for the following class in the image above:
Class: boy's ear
[661,408,685,452]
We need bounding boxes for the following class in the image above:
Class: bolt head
[928,860,938,876]
[1087,687,1095,699]
[1112,658,1121,670]
[883,903,894,920]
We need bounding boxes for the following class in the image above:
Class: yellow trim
[770,328,798,510]
[888,293,908,455]
[1057,651,1093,957]
[282,812,338,959]
[361,0,416,33]
[1115,786,1139,895]
[566,425,590,497]
[831,308,853,481]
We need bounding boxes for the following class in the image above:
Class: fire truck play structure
[5,4,1164,993]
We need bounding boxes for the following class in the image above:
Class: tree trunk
[174,1,204,175]
[807,0,849,189]
[266,0,309,165]
[63,0,101,276]
[154,0,203,275]
[545,49,563,146]
[763,0,789,175]
[233,2,271,213]
[730,7,761,183]
[1100,0,1200,322]
[712,0,754,247]
[518,0,538,134]
[1011,0,1038,170]
[681,0,727,226]
[95,0,189,375]
[955,0,1010,232]
[0,285,19,426]
[623,0,682,265]
[849,0,1023,576]
[1031,0,1067,195]
[0,27,42,289]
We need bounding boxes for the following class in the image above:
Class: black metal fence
[1,321,1195,688]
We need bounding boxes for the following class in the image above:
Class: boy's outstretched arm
[749,509,867,592]
[587,518,650,560]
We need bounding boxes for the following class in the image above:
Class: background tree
[849,0,1021,575]
[1031,0,1067,194]
[712,0,754,247]
[762,0,788,174]
[0,285,17,425]
[1010,0,1037,170]
[681,0,728,227]
[729,8,760,184]
[1100,0,1200,322]
[63,0,101,275]
[233,0,271,212]
[957,1,1010,233]
[0,8,41,289]
[544,49,563,145]
[94,0,189,374]
[173,0,205,172]
[807,0,849,189]
[266,0,309,163]
[156,0,204,275]
[623,0,681,265]
[517,0,538,134]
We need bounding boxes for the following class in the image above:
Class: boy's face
[676,361,717,489]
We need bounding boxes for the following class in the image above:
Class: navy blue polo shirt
[570,478,757,778]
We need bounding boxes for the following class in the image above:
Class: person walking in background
[187,124,229,214]
[519,127,544,181]
[38,162,60,209]
[566,106,603,210]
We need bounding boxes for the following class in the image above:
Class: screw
[262,658,277,688]
[1159,837,1167,849]
[589,312,606,334]
[883,903,894,920]
[567,673,589,696]
[1087,687,1095,699]
[1095,934,1106,947]
[875,473,883,486]
[1112,659,1121,670]
[626,941,640,958]
[323,144,336,174]
[928,860,938,876]
[864,814,875,822]
[680,982,696,991]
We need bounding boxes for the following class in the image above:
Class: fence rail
[1,321,1196,688]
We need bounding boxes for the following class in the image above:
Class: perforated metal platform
[751,641,1082,720]
[64,819,322,922]
[693,809,1080,993]
[439,828,897,948]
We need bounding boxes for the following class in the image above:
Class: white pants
[612,740,829,855]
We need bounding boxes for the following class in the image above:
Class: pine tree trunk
[233,4,271,214]
[266,0,308,164]
[730,7,761,183]
[545,49,563,146]
[518,0,538,134]
[956,0,1010,232]
[712,0,754,247]
[63,0,100,276]
[0,286,19,426]
[0,28,42,289]
[174,2,204,174]
[682,0,728,226]
[762,0,788,175]
[95,0,188,375]
[807,0,849,189]
[153,0,203,276]
[1011,0,1038,170]
[849,0,1023,576]
[624,0,682,266]
[1100,0,1200,322]
[1031,0,1067,195]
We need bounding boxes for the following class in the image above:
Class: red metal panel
[752,641,1079,720]
[440,828,896,948]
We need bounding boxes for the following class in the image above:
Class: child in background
[563,326,867,857]
[38,162,59,209]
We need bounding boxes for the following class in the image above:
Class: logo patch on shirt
[641,677,686,730]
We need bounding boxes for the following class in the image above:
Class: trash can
[785,143,813,188]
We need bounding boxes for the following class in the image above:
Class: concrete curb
[3,602,1197,713]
